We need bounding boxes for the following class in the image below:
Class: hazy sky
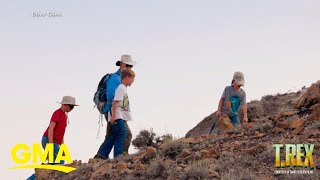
[1,0,320,179]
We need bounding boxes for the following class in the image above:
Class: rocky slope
[36,81,320,179]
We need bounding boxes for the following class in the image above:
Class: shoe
[94,154,107,160]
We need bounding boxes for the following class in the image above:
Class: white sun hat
[57,96,79,106]
[116,54,136,66]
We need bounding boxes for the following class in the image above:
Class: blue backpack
[93,73,113,114]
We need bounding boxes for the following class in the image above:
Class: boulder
[290,118,304,129]
[294,81,320,109]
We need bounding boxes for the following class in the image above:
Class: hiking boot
[94,154,107,160]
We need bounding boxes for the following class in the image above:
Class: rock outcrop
[294,81,320,109]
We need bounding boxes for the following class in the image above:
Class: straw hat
[57,96,79,106]
[116,55,136,66]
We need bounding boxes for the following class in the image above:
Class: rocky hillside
[186,83,310,138]
[36,81,320,179]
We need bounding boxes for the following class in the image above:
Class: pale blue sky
[1,0,320,179]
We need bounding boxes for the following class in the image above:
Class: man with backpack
[94,55,136,159]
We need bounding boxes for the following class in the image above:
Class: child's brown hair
[121,68,135,80]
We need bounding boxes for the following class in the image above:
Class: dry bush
[167,167,179,180]
[160,140,189,160]
[156,133,173,144]
[132,129,157,149]
[132,129,173,149]
[145,157,167,179]
[255,143,275,166]
[221,168,257,180]
[198,140,210,150]
[235,154,255,167]
[216,152,234,171]
[191,143,200,151]
[181,163,210,180]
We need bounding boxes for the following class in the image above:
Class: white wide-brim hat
[116,54,136,66]
[233,71,245,86]
[57,96,79,106]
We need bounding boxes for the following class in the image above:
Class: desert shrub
[167,167,179,179]
[160,140,189,160]
[235,154,255,167]
[255,143,275,166]
[198,141,210,150]
[191,144,200,151]
[132,129,157,149]
[132,129,173,149]
[181,163,210,180]
[221,168,256,180]
[156,133,173,144]
[145,157,167,179]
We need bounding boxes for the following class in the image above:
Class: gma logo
[8,143,76,173]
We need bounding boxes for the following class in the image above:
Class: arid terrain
[36,81,320,180]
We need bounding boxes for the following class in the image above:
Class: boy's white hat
[116,55,136,66]
[57,96,79,106]
[233,71,245,86]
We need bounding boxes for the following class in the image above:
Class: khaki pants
[104,114,132,154]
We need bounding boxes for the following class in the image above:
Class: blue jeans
[230,115,240,126]
[27,174,35,180]
[41,136,65,164]
[27,136,64,180]
[97,119,127,158]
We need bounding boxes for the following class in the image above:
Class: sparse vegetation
[160,140,189,160]
[145,157,167,179]
[132,129,173,149]
[181,163,210,180]
[221,168,257,180]
[132,129,157,149]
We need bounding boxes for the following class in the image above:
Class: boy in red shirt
[42,96,78,164]
[28,96,78,180]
